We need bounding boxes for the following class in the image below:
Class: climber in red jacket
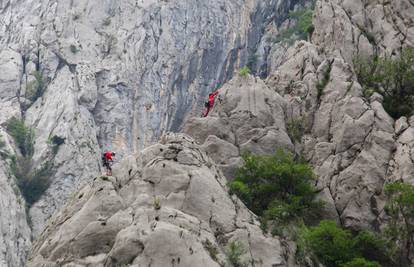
[102,151,115,176]
[202,84,220,117]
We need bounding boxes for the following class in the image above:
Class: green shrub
[6,117,34,157]
[300,220,393,267]
[11,157,52,205]
[153,197,161,210]
[354,47,414,119]
[26,71,46,102]
[301,220,356,267]
[278,7,314,44]
[7,118,53,205]
[229,150,322,228]
[239,66,251,77]
[225,241,248,267]
[287,118,305,143]
[384,181,414,264]
[353,231,392,265]
[341,258,380,267]
[293,9,314,36]
[316,62,332,100]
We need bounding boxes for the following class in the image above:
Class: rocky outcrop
[267,0,414,232]
[0,0,311,243]
[27,133,285,267]
[184,74,293,179]
[2,0,414,265]
[184,0,414,238]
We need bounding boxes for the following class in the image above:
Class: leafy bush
[301,220,356,266]
[353,230,392,265]
[278,7,314,44]
[6,117,34,157]
[384,181,414,265]
[7,118,53,205]
[354,47,414,119]
[26,71,46,102]
[153,197,161,210]
[316,62,332,100]
[239,66,251,77]
[229,150,322,228]
[300,220,392,267]
[225,241,248,267]
[11,158,52,205]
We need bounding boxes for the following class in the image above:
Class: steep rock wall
[0,0,309,249]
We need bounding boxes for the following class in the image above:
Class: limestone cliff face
[2,0,414,265]
[0,0,308,262]
[183,0,414,261]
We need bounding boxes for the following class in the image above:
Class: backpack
[204,101,210,108]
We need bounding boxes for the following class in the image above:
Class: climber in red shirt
[202,88,220,117]
[102,151,115,176]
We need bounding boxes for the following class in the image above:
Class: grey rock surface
[1,0,414,265]
[0,0,314,248]
[264,0,414,234]
[183,74,293,180]
[27,133,285,267]
[0,0,310,250]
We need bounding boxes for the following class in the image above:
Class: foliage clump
[26,71,46,102]
[229,150,323,231]
[6,117,52,205]
[316,62,332,100]
[299,220,390,267]
[153,197,161,210]
[239,66,251,77]
[225,241,248,267]
[11,159,53,205]
[6,117,34,157]
[278,7,314,44]
[384,181,414,265]
[354,47,414,119]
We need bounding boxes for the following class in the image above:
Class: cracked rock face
[0,0,309,247]
[27,133,285,267]
[2,0,414,265]
[264,0,414,237]
[183,74,293,180]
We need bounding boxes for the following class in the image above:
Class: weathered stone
[27,134,286,266]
